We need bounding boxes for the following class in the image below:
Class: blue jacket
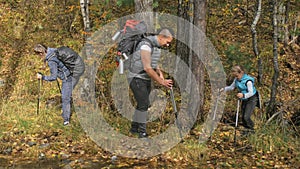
[235,74,257,100]
[42,48,71,81]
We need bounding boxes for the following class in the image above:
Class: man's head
[34,44,47,57]
[157,28,174,47]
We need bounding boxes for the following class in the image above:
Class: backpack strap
[135,37,154,54]
[129,37,155,73]
[45,50,57,62]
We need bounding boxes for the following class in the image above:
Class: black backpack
[55,46,85,77]
[113,20,153,69]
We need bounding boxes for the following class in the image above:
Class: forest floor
[0,118,299,168]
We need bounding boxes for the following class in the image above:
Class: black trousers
[129,77,151,132]
[241,92,258,130]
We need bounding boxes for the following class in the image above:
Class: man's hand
[37,73,43,79]
[161,79,173,88]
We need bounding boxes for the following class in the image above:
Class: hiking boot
[138,123,147,132]
[138,132,148,138]
[63,121,70,126]
[130,128,139,134]
[130,122,139,134]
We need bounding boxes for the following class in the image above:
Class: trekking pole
[213,90,221,120]
[37,78,42,115]
[170,87,183,140]
[234,99,240,146]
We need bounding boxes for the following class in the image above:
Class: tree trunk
[267,0,280,118]
[176,0,193,91]
[284,0,290,47]
[251,0,262,84]
[134,0,154,32]
[78,0,96,104]
[192,0,207,119]
[278,2,286,43]
[80,0,91,32]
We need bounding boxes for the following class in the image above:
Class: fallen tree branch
[288,35,299,45]
[265,110,284,125]
[265,98,299,125]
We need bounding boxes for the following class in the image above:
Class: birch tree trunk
[80,0,90,32]
[284,0,290,47]
[192,0,207,119]
[134,0,154,33]
[267,0,280,118]
[251,0,262,84]
[278,2,285,43]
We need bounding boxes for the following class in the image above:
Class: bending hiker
[128,28,174,138]
[34,44,85,126]
[222,65,258,135]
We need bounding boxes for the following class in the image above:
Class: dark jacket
[42,48,71,81]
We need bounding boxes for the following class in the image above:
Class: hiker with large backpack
[123,27,174,138]
[34,44,85,126]
[221,65,260,136]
